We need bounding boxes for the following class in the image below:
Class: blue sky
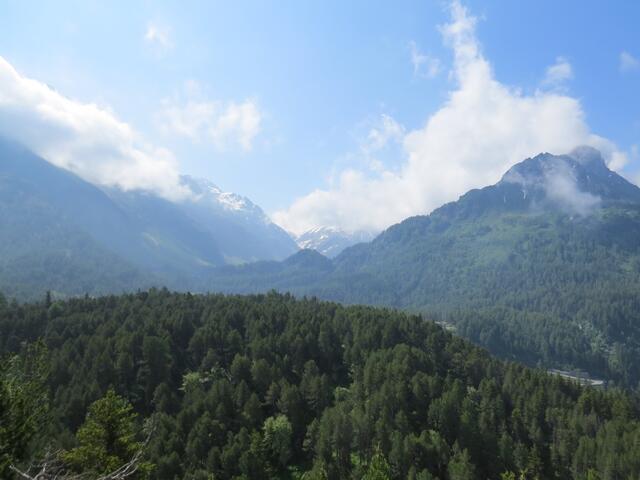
[0,1,638,234]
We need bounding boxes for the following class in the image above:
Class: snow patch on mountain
[295,226,375,258]
[178,175,299,262]
[180,175,269,223]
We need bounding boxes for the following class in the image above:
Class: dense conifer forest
[2,290,640,479]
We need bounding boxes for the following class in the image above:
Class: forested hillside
[207,149,640,387]
[2,290,640,479]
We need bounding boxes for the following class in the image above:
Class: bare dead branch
[10,421,155,480]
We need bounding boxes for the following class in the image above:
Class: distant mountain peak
[295,226,376,258]
[283,248,332,269]
[502,146,610,184]
[180,175,263,216]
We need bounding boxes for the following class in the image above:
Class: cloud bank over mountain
[0,55,265,202]
[274,1,629,235]
[0,56,190,201]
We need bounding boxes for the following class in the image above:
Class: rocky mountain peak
[498,147,640,209]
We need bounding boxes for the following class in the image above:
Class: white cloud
[144,22,173,54]
[409,41,441,79]
[158,99,215,140]
[620,51,640,72]
[274,1,627,235]
[158,84,262,152]
[545,167,601,217]
[210,101,262,152]
[542,56,573,87]
[363,114,404,154]
[358,114,405,173]
[0,56,190,200]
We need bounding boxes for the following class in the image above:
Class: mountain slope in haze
[179,175,298,264]
[0,139,297,299]
[208,147,640,386]
[0,139,157,299]
[0,139,227,279]
[295,226,375,257]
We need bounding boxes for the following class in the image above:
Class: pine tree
[363,445,393,480]
[0,342,49,478]
[262,414,293,470]
[62,389,152,478]
[448,447,476,480]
